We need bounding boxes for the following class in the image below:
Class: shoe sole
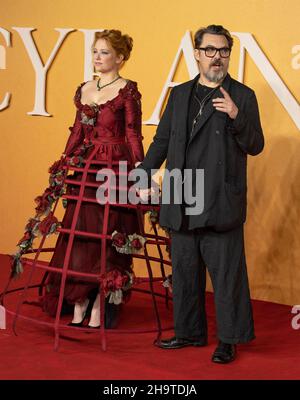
[211,354,236,364]
[156,342,207,349]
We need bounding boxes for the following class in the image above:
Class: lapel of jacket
[176,73,200,146]
[186,73,232,147]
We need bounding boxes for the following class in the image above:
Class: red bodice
[63,80,144,165]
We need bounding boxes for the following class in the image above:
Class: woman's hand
[137,187,152,201]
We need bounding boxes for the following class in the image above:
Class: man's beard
[203,59,227,83]
[204,69,226,83]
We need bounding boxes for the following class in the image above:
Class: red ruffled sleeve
[63,85,85,157]
[122,81,144,164]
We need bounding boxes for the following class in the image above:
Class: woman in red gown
[42,29,145,328]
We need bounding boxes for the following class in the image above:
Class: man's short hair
[194,25,233,50]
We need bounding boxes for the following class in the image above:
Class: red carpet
[0,254,299,380]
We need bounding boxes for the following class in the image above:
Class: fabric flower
[71,156,80,165]
[147,209,159,225]
[82,104,97,118]
[130,238,142,250]
[11,156,69,278]
[128,233,146,253]
[53,174,64,184]
[99,269,133,304]
[10,254,24,278]
[111,231,146,254]
[34,194,51,215]
[53,185,64,198]
[38,213,59,236]
[100,270,118,295]
[111,231,127,248]
[70,155,84,167]
[73,147,83,156]
[17,231,32,245]
[80,104,98,126]
[108,289,123,305]
[48,158,64,174]
[162,274,173,293]
[25,217,39,232]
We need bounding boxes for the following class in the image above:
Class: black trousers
[170,224,255,344]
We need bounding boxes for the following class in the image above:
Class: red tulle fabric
[43,80,144,316]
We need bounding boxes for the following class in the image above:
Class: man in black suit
[135,25,264,363]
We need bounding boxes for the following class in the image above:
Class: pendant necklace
[190,83,219,138]
[96,75,121,91]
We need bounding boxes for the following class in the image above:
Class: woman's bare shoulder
[81,80,96,92]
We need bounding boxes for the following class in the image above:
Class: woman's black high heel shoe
[67,299,92,327]
[84,299,122,331]
[67,314,89,327]
[87,324,100,329]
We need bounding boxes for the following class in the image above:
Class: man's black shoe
[211,341,237,363]
[155,336,207,349]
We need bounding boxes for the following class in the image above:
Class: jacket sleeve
[63,109,84,157]
[135,88,175,187]
[228,90,264,156]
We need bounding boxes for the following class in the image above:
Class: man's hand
[136,186,160,202]
[212,87,238,119]
[137,188,152,201]
[133,161,160,201]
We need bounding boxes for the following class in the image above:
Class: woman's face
[92,38,124,73]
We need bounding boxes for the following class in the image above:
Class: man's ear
[194,48,200,62]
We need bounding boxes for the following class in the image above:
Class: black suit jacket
[137,73,264,231]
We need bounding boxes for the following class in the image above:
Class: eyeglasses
[197,46,231,58]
